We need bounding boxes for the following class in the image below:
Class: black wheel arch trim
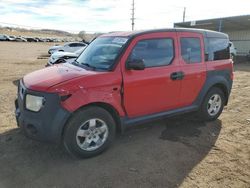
[194,69,232,107]
[63,102,122,135]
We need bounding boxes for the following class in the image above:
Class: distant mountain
[0,25,102,42]
[0,26,76,37]
[40,29,73,36]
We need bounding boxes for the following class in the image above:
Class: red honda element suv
[15,28,233,158]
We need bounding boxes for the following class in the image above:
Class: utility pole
[183,7,186,22]
[131,0,135,30]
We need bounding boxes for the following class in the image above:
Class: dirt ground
[0,42,249,188]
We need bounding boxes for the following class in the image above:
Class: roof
[174,15,250,31]
[101,28,228,39]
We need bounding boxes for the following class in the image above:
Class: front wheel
[199,87,225,121]
[63,106,116,158]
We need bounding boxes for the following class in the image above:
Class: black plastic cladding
[194,69,233,107]
[16,80,71,143]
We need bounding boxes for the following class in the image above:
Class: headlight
[25,94,45,112]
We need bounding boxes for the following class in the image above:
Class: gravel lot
[0,42,249,188]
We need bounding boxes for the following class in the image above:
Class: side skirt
[120,105,199,131]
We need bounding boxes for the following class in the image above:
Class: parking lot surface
[0,42,249,188]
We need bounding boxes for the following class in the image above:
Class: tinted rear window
[207,38,230,61]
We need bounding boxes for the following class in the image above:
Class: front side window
[208,38,230,61]
[181,37,201,63]
[129,38,174,68]
[76,37,128,70]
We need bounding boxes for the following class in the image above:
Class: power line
[131,0,135,30]
[183,7,186,22]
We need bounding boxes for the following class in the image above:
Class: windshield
[76,37,128,70]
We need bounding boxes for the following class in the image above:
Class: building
[174,15,250,56]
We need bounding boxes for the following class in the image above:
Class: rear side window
[76,43,86,47]
[181,37,201,63]
[207,38,230,61]
[129,38,174,68]
[67,43,73,47]
[69,43,78,47]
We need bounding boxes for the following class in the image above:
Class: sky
[0,0,250,33]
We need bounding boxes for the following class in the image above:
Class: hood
[23,63,96,92]
[49,45,62,50]
[52,51,77,59]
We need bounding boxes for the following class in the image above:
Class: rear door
[177,32,206,107]
[121,32,182,118]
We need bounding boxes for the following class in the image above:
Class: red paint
[177,32,207,107]
[48,65,125,116]
[24,63,97,91]
[120,32,182,117]
[22,30,233,119]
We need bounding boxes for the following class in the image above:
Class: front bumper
[15,81,71,143]
[46,56,56,66]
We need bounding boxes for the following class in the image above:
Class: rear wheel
[199,87,225,121]
[63,106,116,158]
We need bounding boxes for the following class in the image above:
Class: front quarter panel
[48,69,125,116]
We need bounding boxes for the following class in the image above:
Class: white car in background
[0,34,10,41]
[229,41,237,60]
[46,47,86,66]
[48,42,87,54]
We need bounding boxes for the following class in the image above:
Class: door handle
[170,72,184,80]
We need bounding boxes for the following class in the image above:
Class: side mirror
[126,59,145,70]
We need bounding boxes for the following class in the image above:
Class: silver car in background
[46,47,86,66]
[48,42,87,54]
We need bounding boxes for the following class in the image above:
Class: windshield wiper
[71,61,94,70]
[71,60,80,66]
[72,61,108,71]
[81,63,96,70]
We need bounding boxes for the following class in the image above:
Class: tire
[63,106,116,158]
[199,87,225,121]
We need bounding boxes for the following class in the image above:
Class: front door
[121,32,182,118]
